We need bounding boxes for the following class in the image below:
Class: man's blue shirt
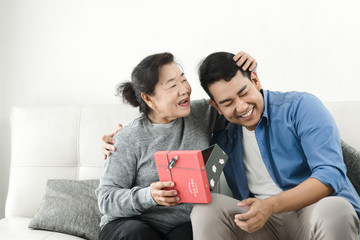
[212,90,360,219]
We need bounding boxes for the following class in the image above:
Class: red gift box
[154,150,211,203]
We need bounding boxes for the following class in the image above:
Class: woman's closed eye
[170,79,187,88]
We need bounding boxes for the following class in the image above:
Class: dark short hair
[199,52,251,100]
[116,52,175,115]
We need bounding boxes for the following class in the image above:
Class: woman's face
[145,63,192,124]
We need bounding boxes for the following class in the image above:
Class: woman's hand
[150,181,180,207]
[102,124,123,160]
[233,51,257,72]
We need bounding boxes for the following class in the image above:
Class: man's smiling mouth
[240,108,254,118]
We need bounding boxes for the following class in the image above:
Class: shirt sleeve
[96,130,157,218]
[292,93,347,194]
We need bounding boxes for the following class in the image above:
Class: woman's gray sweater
[96,99,226,234]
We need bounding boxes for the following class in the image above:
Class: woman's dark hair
[199,52,251,100]
[116,52,174,115]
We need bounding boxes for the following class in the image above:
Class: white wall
[1,0,360,218]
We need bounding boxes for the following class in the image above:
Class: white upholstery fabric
[0,217,84,239]
[325,102,360,151]
[6,104,139,219]
[1,101,359,239]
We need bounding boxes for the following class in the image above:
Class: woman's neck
[147,112,177,124]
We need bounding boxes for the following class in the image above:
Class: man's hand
[233,51,257,72]
[102,124,123,160]
[150,181,180,207]
[234,178,333,233]
[234,198,273,233]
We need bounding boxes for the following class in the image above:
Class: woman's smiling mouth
[178,98,190,106]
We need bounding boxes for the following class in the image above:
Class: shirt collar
[261,89,270,125]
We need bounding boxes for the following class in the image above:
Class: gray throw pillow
[29,179,101,240]
[341,140,360,196]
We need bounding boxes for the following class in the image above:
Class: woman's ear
[141,93,155,110]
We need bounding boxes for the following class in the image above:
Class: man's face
[208,71,264,131]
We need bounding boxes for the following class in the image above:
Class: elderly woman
[96,52,256,240]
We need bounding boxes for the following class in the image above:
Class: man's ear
[250,72,262,91]
[141,93,155,110]
[209,99,223,115]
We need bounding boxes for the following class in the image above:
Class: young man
[191,51,360,239]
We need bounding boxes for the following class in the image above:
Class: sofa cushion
[0,217,85,239]
[342,140,360,196]
[28,179,101,240]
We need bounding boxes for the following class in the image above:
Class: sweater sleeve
[190,99,228,132]
[96,130,157,218]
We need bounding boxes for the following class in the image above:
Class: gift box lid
[202,144,229,190]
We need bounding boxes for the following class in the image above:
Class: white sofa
[0,101,359,239]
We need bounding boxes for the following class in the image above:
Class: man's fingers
[236,216,263,233]
[235,200,256,220]
[234,212,260,233]
[102,135,115,144]
[115,124,123,134]
[102,141,116,151]
[102,138,114,160]
[102,148,110,156]
[107,143,116,151]
[235,211,253,221]
[102,152,108,160]
[245,217,262,233]
[240,198,256,206]
[235,218,259,233]
[109,136,116,144]
[234,217,248,230]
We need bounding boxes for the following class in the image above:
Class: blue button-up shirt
[212,90,360,219]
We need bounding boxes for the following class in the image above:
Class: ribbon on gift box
[165,152,178,184]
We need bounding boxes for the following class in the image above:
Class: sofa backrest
[5,101,360,218]
[325,101,360,151]
[6,104,139,218]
